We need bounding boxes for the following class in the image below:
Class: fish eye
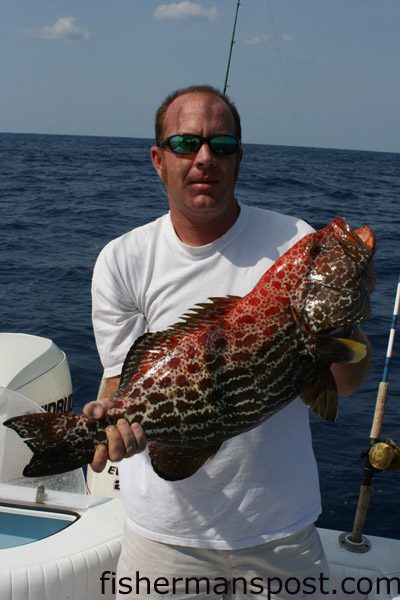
[310,245,321,258]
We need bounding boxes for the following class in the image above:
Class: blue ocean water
[1,132,399,539]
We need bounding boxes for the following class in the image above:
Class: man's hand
[83,376,147,472]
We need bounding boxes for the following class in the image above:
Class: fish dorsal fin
[300,369,338,422]
[147,441,223,481]
[116,296,240,396]
[169,295,240,334]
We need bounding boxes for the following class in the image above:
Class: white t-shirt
[92,202,321,549]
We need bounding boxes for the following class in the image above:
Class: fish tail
[3,413,100,477]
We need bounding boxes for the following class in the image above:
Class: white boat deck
[320,527,400,599]
[1,489,399,600]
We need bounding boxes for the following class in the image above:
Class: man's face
[151,92,242,226]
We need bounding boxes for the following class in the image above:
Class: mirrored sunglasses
[159,134,241,156]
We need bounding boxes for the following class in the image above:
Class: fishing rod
[341,274,400,552]
[266,0,302,147]
[223,0,241,94]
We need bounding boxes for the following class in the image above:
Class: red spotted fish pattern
[4,216,375,480]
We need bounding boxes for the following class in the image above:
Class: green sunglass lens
[209,136,238,155]
[170,136,201,154]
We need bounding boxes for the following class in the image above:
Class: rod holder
[339,532,371,553]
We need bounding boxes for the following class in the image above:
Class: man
[85,85,371,599]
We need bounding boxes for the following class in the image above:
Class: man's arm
[83,375,146,472]
[97,375,121,403]
[330,328,372,398]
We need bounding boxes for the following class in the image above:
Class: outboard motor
[0,333,73,411]
[0,332,119,496]
[0,333,85,490]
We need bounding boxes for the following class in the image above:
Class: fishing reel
[368,438,400,472]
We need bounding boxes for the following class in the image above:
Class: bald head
[155,85,241,144]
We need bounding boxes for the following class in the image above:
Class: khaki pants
[115,523,329,599]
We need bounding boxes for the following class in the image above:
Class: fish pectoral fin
[300,369,338,422]
[316,337,367,365]
[301,337,366,422]
[147,441,222,481]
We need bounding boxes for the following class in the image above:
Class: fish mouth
[330,216,375,254]
[354,225,375,250]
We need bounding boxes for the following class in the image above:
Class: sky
[1,0,399,152]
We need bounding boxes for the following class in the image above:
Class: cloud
[153,2,218,21]
[20,16,90,41]
[241,33,294,46]
[241,34,269,46]
[282,34,295,44]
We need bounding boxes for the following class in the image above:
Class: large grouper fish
[4,216,375,481]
